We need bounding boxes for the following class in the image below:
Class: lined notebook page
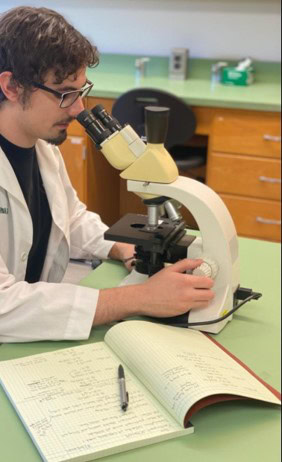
[0,342,192,462]
[105,321,281,426]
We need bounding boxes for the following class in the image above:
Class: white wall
[0,0,280,61]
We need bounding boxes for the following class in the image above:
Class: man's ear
[0,71,21,102]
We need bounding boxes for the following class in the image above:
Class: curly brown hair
[0,6,99,103]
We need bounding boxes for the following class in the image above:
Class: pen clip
[121,392,129,411]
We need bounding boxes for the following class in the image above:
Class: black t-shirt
[0,134,52,282]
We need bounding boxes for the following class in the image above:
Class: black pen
[118,364,129,412]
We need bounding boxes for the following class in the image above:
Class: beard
[45,129,68,146]
[45,117,75,145]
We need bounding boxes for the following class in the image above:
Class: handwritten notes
[1,320,279,462]
[0,342,190,462]
[105,321,281,425]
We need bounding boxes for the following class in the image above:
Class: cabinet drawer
[212,111,281,158]
[220,194,281,241]
[207,153,281,200]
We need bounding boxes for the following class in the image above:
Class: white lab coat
[0,140,115,342]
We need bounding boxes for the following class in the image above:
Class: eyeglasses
[31,79,94,108]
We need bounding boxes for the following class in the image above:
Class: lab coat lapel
[0,147,29,208]
[36,140,69,241]
[36,140,70,281]
[0,147,32,280]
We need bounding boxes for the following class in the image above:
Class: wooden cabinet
[59,120,87,203]
[207,109,281,241]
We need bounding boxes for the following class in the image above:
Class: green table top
[0,236,281,462]
[87,54,281,112]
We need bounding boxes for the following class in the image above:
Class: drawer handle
[258,176,281,184]
[263,134,281,142]
[256,217,281,225]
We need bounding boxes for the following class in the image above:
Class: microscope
[76,104,261,334]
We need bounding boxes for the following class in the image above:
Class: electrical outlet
[169,48,189,80]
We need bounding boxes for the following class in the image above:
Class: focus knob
[193,258,218,280]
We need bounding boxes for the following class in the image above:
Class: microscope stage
[105,213,195,254]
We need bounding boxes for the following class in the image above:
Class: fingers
[189,300,212,309]
[191,288,215,301]
[165,259,214,289]
[124,259,135,272]
[144,258,216,316]
[189,275,214,289]
[165,258,203,273]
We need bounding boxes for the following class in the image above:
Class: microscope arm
[127,177,240,334]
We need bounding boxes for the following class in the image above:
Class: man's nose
[67,96,85,118]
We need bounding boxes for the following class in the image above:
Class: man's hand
[108,242,135,272]
[142,259,214,317]
[93,259,214,326]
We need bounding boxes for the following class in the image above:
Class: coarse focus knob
[192,258,218,280]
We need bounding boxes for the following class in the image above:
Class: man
[0,6,214,342]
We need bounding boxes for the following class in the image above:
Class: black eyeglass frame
[31,79,94,108]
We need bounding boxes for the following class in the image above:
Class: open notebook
[0,321,280,462]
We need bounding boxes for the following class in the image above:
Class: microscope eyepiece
[91,104,122,133]
[76,109,112,146]
[76,109,95,128]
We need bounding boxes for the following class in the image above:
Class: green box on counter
[221,67,254,86]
